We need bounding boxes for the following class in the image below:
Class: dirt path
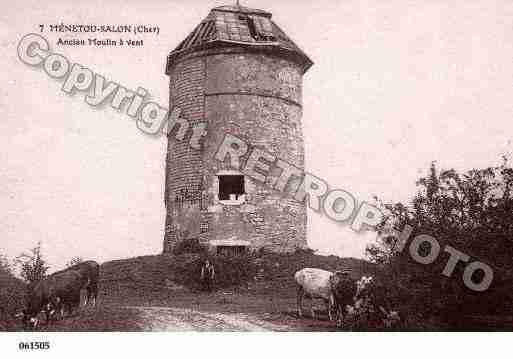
[128,306,293,332]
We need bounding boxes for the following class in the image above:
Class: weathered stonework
[163,5,312,253]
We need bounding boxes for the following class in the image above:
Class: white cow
[294,268,337,320]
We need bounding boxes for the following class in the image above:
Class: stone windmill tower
[163,4,313,254]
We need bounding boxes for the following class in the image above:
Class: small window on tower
[246,16,259,40]
[241,15,275,42]
[218,175,245,201]
[249,16,275,41]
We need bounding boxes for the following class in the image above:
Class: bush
[169,253,205,290]
[0,257,26,331]
[172,238,208,256]
[169,251,258,291]
[210,252,258,288]
[293,247,317,256]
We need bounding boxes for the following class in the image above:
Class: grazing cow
[21,270,84,329]
[51,260,100,306]
[349,276,400,328]
[356,276,374,298]
[329,271,358,325]
[67,260,100,306]
[295,268,337,320]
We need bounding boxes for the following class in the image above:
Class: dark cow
[52,261,100,306]
[351,276,400,328]
[21,270,84,329]
[20,260,100,328]
[329,271,357,326]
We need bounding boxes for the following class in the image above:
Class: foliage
[293,247,317,256]
[170,240,260,289]
[15,242,49,285]
[366,159,513,327]
[170,251,259,290]
[210,252,258,288]
[171,238,208,256]
[0,255,26,330]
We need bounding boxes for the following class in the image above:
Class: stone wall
[163,56,206,252]
[164,47,307,253]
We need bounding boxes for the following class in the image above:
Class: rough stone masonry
[163,4,313,254]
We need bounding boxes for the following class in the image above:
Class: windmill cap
[166,4,313,75]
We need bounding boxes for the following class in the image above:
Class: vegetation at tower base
[101,248,375,293]
[368,158,513,328]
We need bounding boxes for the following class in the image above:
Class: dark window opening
[238,15,275,42]
[245,16,259,40]
[218,175,245,201]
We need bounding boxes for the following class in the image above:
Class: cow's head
[15,309,35,329]
[16,304,42,330]
[355,276,374,299]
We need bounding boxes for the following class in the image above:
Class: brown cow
[329,270,357,326]
[52,261,100,306]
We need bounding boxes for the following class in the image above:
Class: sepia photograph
[0,0,512,356]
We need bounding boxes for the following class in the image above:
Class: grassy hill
[100,250,378,295]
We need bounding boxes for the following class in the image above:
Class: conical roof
[165,5,313,74]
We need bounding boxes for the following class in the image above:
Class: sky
[1,0,512,271]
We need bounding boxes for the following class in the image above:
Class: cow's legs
[325,299,333,321]
[337,304,346,327]
[43,302,52,324]
[84,282,98,307]
[310,298,316,319]
[296,286,304,317]
[90,282,98,307]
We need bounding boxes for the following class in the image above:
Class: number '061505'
[18,342,50,350]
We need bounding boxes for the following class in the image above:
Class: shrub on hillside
[293,247,317,256]
[169,253,204,289]
[170,251,258,290]
[368,160,513,328]
[172,238,208,256]
[211,253,258,288]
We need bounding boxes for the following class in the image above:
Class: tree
[369,159,513,265]
[0,253,25,329]
[15,242,49,285]
[367,159,513,325]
